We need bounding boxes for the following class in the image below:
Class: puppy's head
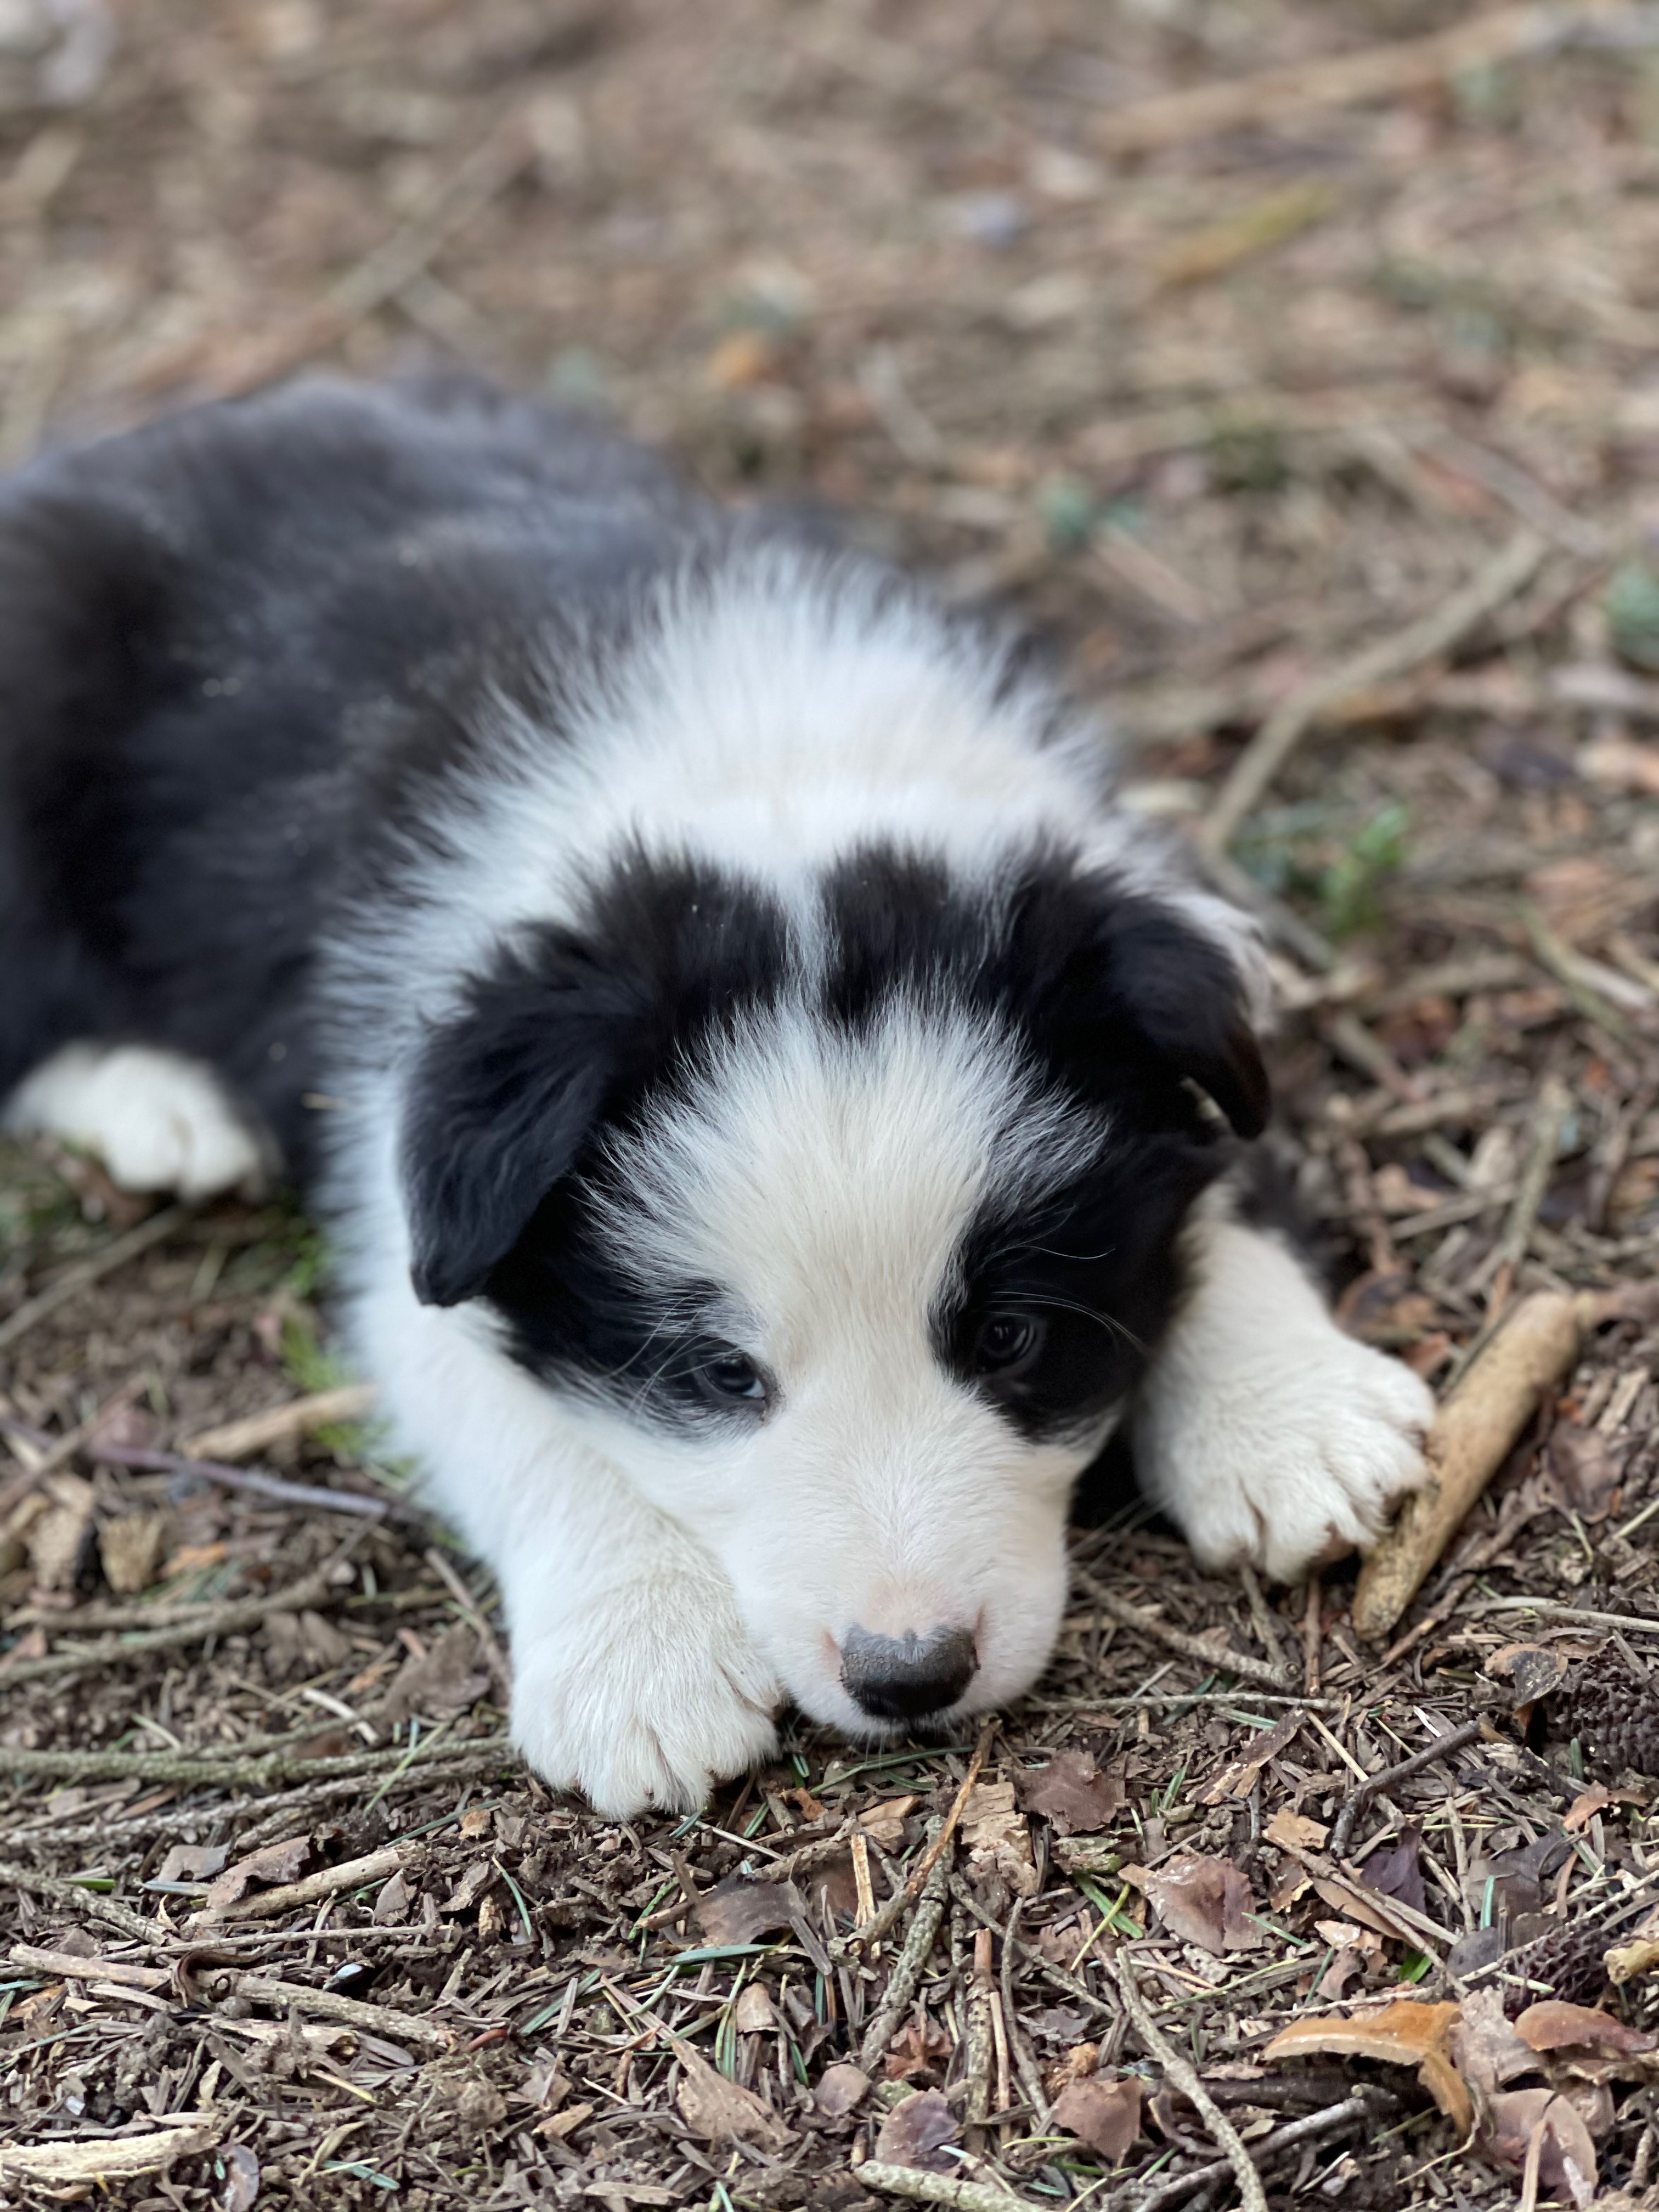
[400,842,1266,1735]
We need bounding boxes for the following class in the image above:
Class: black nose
[840,1625,977,1722]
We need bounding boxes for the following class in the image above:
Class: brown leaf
[813,2062,871,2121]
[1486,1644,1570,1706]
[1564,1785,1612,1833]
[1265,2001,1472,2138]
[378,1623,490,1724]
[1483,2087,1598,2207]
[674,2045,791,2152]
[1452,1986,1536,2102]
[154,1843,229,1888]
[1136,1855,1258,1956]
[1514,2002,1658,2059]
[1264,1808,1328,1852]
[1201,1711,1305,1806]
[857,1796,918,1849]
[98,1510,168,1595]
[1315,1948,1366,2001]
[1051,2074,1144,2162]
[874,2087,958,2172]
[1016,1750,1124,1836]
[200,1836,312,1912]
[1358,1825,1427,1918]
[733,1985,776,2035]
[883,2015,951,2083]
[692,1876,799,1946]
[1546,1425,1625,1523]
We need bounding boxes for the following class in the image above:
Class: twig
[423,1546,512,1700]
[12,1944,167,1991]
[0,1551,357,1688]
[965,1927,995,2134]
[839,1718,995,1954]
[1473,1598,1659,1634]
[1074,1572,1291,1690]
[857,2165,1018,2212]
[181,1386,378,1464]
[1113,1951,1269,2212]
[1237,1563,1293,1677]
[0,1858,168,1945]
[1135,2091,1392,2212]
[1327,1717,1485,1859]
[1520,905,1640,1051]
[0,1204,187,1356]
[0,1731,512,1790]
[89,1441,398,1521]
[857,1836,955,2074]
[193,1967,451,2052]
[1475,1072,1573,1302]
[0,1380,146,1518]
[1090,6,1642,157]
[951,1877,1116,2021]
[196,1844,408,1925]
[1201,529,1545,854]
[1000,1899,1051,2125]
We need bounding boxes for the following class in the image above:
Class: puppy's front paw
[1138,1324,1434,1585]
[510,1575,782,1818]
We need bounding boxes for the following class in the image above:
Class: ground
[2,2,1659,2207]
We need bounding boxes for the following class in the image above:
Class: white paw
[1137,1321,1434,1585]
[4,1044,265,1200]
[510,1573,783,1818]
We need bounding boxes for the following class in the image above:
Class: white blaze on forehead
[591,998,1106,1363]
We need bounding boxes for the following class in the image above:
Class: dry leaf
[373,1868,411,1926]
[858,1796,918,1848]
[201,1836,312,1912]
[733,1984,776,2035]
[1265,2001,1472,2137]
[1358,1826,1427,1918]
[674,2044,791,2151]
[1015,1750,1125,1835]
[1316,1949,1366,2001]
[154,1842,229,1888]
[1051,2073,1144,2162]
[1514,2002,1658,2059]
[813,2062,870,2120]
[874,2087,958,2172]
[1201,1711,1305,1805]
[378,1623,489,1723]
[1483,2087,1598,2207]
[1452,1986,1536,2103]
[693,1876,798,1946]
[1265,1808,1329,1852]
[219,2142,261,2212]
[1486,1644,1569,1706]
[98,1510,168,1594]
[1546,1425,1626,1523]
[961,1779,1039,1897]
[1564,1786,1612,1833]
[1136,1855,1258,1956]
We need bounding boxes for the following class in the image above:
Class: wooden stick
[0,1204,187,1356]
[195,1843,409,1925]
[1201,529,1545,854]
[1113,1952,1270,2212]
[1090,3,1639,159]
[181,1385,377,1464]
[1352,1289,1599,1640]
[1075,1570,1291,1689]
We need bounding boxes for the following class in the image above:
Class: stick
[0,1205,187,1356]
[0,1553,354,1688]
[1136,2092,1390,2212]
[0,1731,512,1790]
[1472,1073,1572,1305]
[423,1545,512,1700]
[857,1838,954,2074]
[1352,1289,1599,1640]
[855,2166,1019,2212]
[965,1927,995,2133]
[1090,4,1639,157]
[1201,529,1545,854]
[196,1843,408,1926]
[1327,1717,1485,1859]
[181,1386,377,1464]
[0,1858,168,1945]
[1074,1571,1291,1689]
[205,1969,450,2051]
[1113,1952,1270,2212]
[839,1719,995,1954]
[1000,1899,1051,2125]
[0,1380,146,1518]
[89,1441,397,1521]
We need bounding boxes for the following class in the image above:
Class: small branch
[0,1204,188,1356]
[0,1731,512,1791]
[839,1718,995,1955]
[1327,1716,1485,1859]
[857,2165,1019,2212]
[1074,1572,1291,1689]
[181,1385,378,1464]
[196,1843,409,1926]
[1136,2091,1392,2212]
[857,1836,955,2074]
[1113,1950,1269,2212]
[0,1858,168,1945]
[1000,1899,1051,2125]
[1201,529,1545,854]
[90,1440,398,1521]
[423,1545,512,1701]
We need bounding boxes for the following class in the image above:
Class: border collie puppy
[0,378,1432,1814]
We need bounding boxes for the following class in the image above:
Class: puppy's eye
[695,1351,769,1408]
[973,1313,1045,1376]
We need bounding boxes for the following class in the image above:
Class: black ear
[1098,901,1269,1136]
[401,946,614,1308]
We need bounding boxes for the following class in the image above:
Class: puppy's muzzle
[839,1624,977,1722]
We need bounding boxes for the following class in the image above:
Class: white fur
[1134,1192,1435,1583]
[4,1043,265,1199]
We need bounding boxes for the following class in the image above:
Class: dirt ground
[4,2,1659,2207]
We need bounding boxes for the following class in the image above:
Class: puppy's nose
[840,1624,977,1722]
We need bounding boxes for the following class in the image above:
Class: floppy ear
[400,945,614,1308]
[1093,899,1270,1137]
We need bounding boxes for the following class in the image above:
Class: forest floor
[2,2,1658,2207]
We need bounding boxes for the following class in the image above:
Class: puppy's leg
[1132,1178,1433,1583]
[4,1043,266,1200]
[366,1302,781,1817]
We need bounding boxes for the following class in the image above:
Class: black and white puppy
[0,377,1432,1814]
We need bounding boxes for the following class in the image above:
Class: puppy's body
[0,379,1431,1812]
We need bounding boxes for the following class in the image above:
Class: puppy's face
[403,845,1266,1735]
